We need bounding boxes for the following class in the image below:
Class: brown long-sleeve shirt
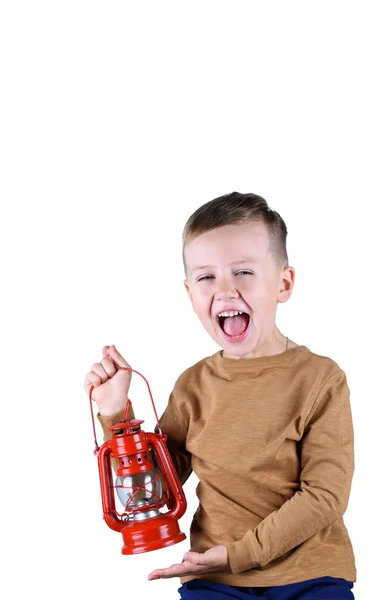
[98,345,357,587]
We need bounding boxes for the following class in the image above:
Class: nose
[214,277,240,301]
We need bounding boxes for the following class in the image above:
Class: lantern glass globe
[115,469,163,509]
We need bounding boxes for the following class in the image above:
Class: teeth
[218,310,243,318]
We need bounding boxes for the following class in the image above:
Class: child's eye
[197,271,252,282]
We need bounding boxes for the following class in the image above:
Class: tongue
[223,314,248,336]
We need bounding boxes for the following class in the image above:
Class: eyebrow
[191,258,259,273]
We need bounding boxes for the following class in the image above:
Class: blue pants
[178,577,355,599]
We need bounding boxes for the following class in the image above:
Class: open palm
[148,545,230,580]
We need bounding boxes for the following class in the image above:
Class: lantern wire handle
[88,362,163,455]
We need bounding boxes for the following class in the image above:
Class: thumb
[183,551,203,565]
[102,344,131,370]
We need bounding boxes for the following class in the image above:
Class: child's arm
[225,368,355,574]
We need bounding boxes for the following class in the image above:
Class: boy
[85,192,356,599]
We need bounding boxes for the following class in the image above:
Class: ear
[277,266,295,303]
[183,279,194,307]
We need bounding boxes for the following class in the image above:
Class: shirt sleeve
[225,368,355,574]
[97,407,133,443]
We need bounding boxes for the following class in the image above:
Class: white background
[1,2,390,599]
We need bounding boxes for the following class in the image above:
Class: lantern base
[121,514,186,554]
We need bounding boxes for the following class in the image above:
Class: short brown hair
[182,192,289,273]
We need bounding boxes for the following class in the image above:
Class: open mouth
[217,311,251,342]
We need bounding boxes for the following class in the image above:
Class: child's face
[183,222,294,359]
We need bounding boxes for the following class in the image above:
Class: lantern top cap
[108,418,145,432]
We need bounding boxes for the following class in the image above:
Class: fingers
[84,359,115,393]
[92,362,112,383]
[83,370,102,394]
[84,344,131,397]
[100,357,116,378]
[183,551,203,565]
[84,345,132,420]
[83,364,110,397]
[148,561,199,580]
[147,547,229,581]
[102,344,131,369]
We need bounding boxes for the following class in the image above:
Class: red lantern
[89,365,187,554]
